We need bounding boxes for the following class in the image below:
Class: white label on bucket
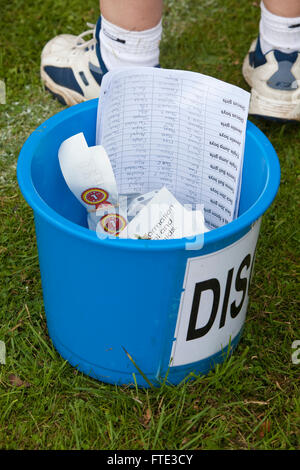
[170,219,261,367]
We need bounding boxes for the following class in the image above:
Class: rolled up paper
[58,132,123,232]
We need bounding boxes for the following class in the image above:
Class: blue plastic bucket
[17,99,280,387]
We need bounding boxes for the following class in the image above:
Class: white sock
[259,1,300,55]
[99,16,162,70]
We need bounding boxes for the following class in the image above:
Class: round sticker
[100,213,127,235]
[81,188,108,205]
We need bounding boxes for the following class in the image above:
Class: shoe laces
[75,23,97,50]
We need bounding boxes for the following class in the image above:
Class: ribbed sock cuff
[260,1,300,54]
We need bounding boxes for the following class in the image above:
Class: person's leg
[242,0,300,120]
[100,0,163,31]
[263,0,300,17]
[40,0,163,105]
[99,0,162,70]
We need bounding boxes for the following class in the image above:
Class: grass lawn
[0,0,299,450]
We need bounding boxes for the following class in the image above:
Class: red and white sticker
[100,213,127,235]
[81,188,108,206]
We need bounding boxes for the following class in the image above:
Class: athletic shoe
[41,17,108,105]
[243,37,300,121]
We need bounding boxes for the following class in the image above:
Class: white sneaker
[40,17,108,106]
[243,37,300,121]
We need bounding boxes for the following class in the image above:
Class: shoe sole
[44,86,67,106]
[243,55,300,122]
[41,67,87,106]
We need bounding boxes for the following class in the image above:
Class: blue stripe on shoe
[79,71,89,86]
[267,56,298,90]
[44,66,84,95]
[249,36,267,68]
[273,50,298,63]
[248,37,299,90]
[89,62,105,86]
[95,16,109,78]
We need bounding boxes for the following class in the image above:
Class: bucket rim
[17,99,280,252]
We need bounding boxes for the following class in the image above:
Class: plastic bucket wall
[17,99,280,387]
